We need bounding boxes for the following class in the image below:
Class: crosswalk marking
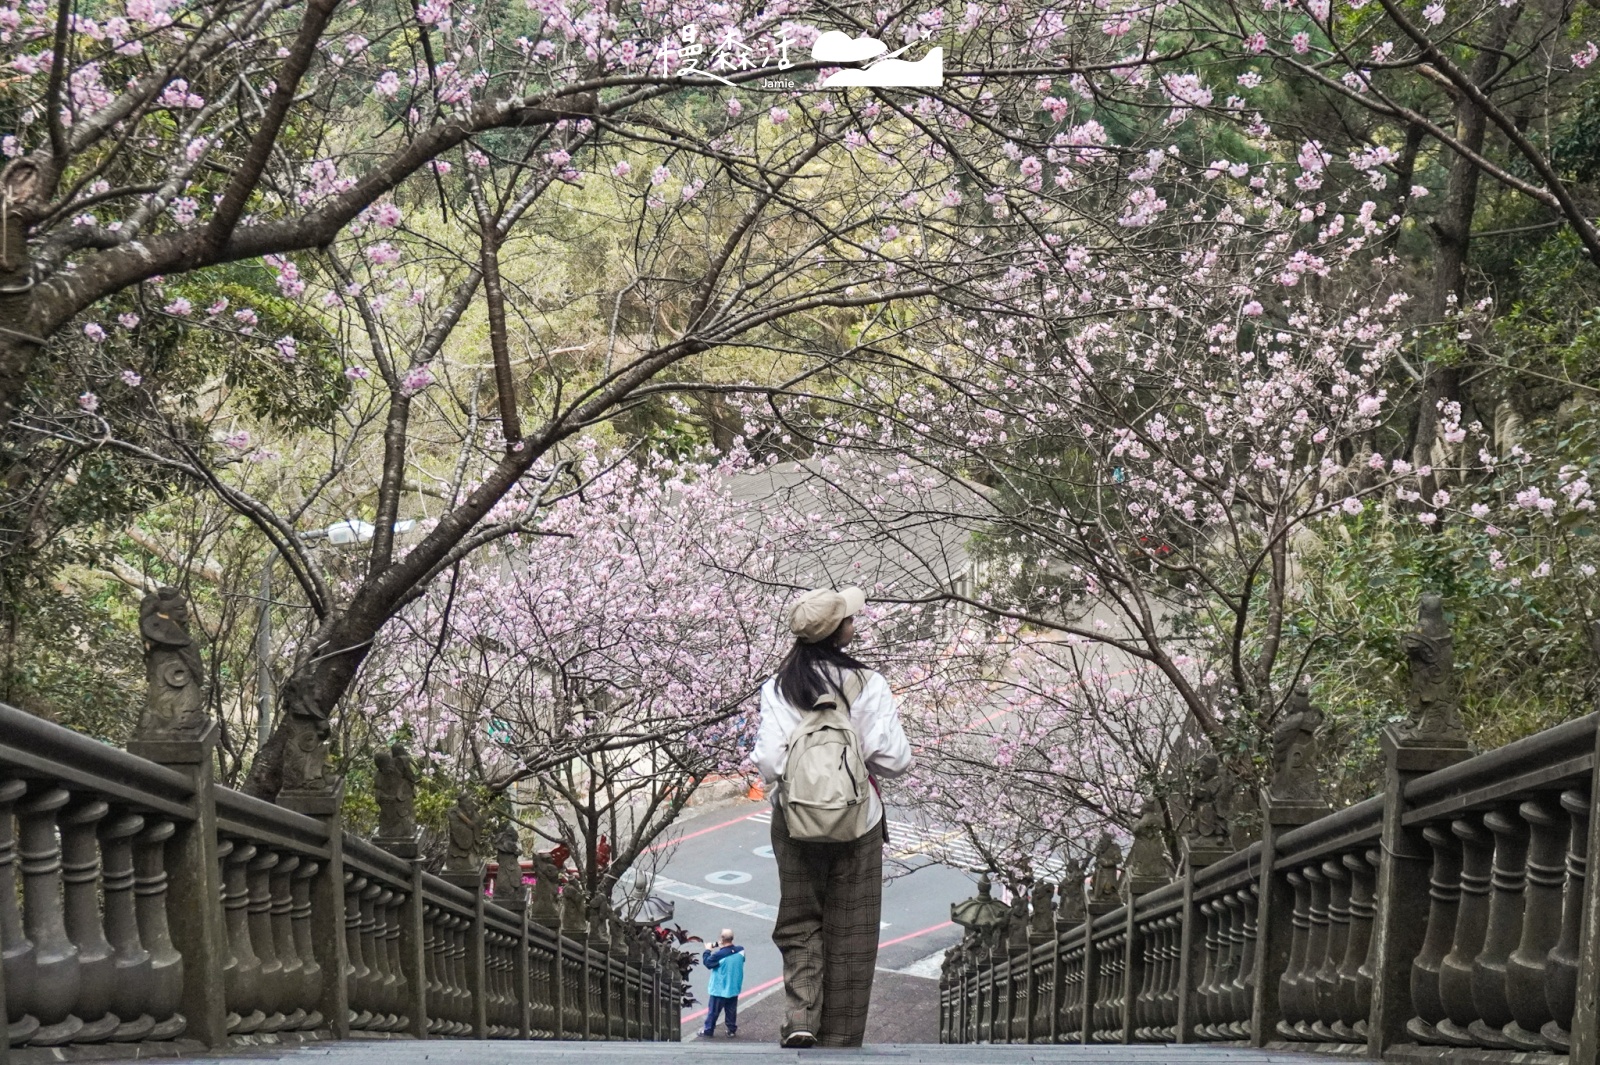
[653,877,779,921]
[740,808,1069,883]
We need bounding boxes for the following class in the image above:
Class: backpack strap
[812,668,866,712]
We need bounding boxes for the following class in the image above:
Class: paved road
[643,797,974,1035]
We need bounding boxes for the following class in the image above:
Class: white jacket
[752,668,913,829]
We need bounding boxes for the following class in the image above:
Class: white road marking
[705,870,753,886]
[654,877,779,921]
[882,948,947,980]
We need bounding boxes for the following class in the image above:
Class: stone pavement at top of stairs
[129,1041,1341,1065]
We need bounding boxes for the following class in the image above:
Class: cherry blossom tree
[742,152,1421,763]
[345,447,985,890]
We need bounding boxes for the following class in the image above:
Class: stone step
[143,1040,1332,1064]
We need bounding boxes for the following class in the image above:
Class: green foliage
[1287,409,1600,796]
[0,586,142,743]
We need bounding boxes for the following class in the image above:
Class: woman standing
[753,586,913,1048]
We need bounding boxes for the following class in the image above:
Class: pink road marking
[879,919,954,948]
[643,809,761,854]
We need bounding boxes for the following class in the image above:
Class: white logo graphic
[812,30,943,87]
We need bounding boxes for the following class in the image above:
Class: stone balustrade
[941,710,1600,1064]
[0,701,681,1063]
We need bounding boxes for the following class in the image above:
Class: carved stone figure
[1270,681,1325,802]
[136,587,209,740]
[493,821,523,907]
[1126,797,1173,884]
[998,886,1026,952]
[560,883,588,936]
[528,851,560,920]
[1029,879,1056,937]
[951,874,1009,950]
[1057,861,1087,924]
[1397,593,1468,746]
[1188,753,1229,844]
[373,744,419,839]
[443,794,482,872]
[1090,832,1123,903]
[277,674,333,793]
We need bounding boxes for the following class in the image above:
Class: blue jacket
[702,944,745,998]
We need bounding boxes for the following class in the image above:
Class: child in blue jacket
[700,928,745,1037]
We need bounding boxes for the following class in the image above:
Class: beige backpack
[781,671,872,843]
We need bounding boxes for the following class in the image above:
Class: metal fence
[0,702,682,1061]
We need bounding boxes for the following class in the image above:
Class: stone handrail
[941,711,1600,1061]
[0,702,682,1063]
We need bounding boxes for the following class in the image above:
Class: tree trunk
[1412,6,1521,486]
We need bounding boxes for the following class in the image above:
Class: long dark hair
[775,627,869,710]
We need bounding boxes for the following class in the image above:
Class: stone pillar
[1120,878,1166,1044]
[1366,595,1473,1056]
[1363,737,1470,1055]
[1176,842,1223,1044]
[278,783,350,1040]
[518,905,531,1039]
[468,889,487,1038]
[1249,798,1327,1047]
[401,861,427,1037]
[127,724,228,1047]
[1566,720,1600,1064]
[1081,902,1116,1045]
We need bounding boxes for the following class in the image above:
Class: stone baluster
[268,854,307,1030]
[1143,919,1165,1039]
[1313,857,1352,1041]
[1504,797,1564,1050]
[344,873,370,1029]
[1334,849,1377,1041]
[1295,865,1330,1040]
[0,778,37,1047]
[1159,917,1179,1038]
[457,913,476,1033]
[1060,943,1081,1040]
[358,882,389,1029]
[1135,921,1156,1041]
[100,813,153,1042]
[426,910,447,1034]
[384,888,408,1032]
[1205,898,1232,1037]
[60,800,118,1042]
[246,848,286,1033]
[1276,869,1311,1039]
[421,905,441,1035]
[19,786,82,1045]
[221,840,263,1033]
[1542,788,1588,1051]
[1467,805,1530,1048]
[133,820,185,1039]
[1437,814,1494,1045]
[438,912,459,1033]
[1233,885,1260,1038]
[1168,912,1188,1038]
[291,861,324,1030]
[1220,892,1246,1035]
[1407,824,1462,1043]
[1194,899,1219,1036]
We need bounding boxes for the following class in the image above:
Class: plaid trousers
[770,809,885,1047]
